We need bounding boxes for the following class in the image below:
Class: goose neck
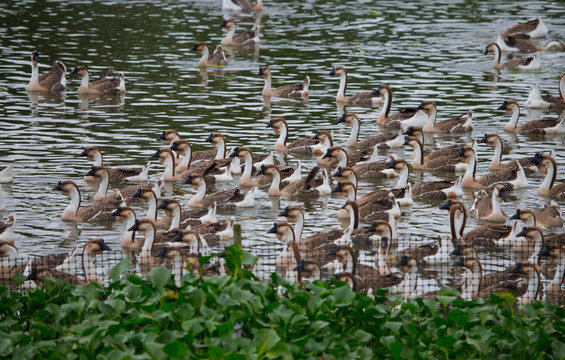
[94,173,110,200]
[377,91,391,124]
[141,227,156,252]
[337,73,347,100]
[395,166,409,189]
[169,204,181,230]
[491,138,503,168]
[346,118,360,147]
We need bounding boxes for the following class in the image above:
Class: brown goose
[278,206,343,250]
[130,188,168,229]
[26,51,66,92]
[110,206,139,249]
[375,83,418,126]
[170,138,221,173]
[457,147,529,190]
[268,117,319,152]
[499,100,559,133]
[292,259,323,284]
[152,147,217,182]
[509,204,563,229]
[223,0,263,11]
[157,198,209,230]
[321,147,378,177]
[80,146,144,182]
[329,66,381,107]
[404,136,467,172]
[501,17,548,38]
[419,101,473,133]
[191,42,228,67]
[85,166,160,202]
[529,153,565,199]
[53,180,120,222]
[477,133,533,173]
[70,66,125,95]
[497,34,564,53]
[256,164,321,196]
[185,174,254,208]
[258,66,310,99]
[0,214,15,242]
[402,126,465,161]
[331,181,400,222]
[0,241,19,280]
[539,245,565,304]
[337,112,404,150]
[158,129,181,145]
[386,158,456,198]
[229,147,294,187]
[524,74,565,111]
[469,184,507,222]
[484,43,541,71]
[220,19,260,46]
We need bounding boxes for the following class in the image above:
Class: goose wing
[208,48,228,66]
[353,160,390,178]
[348,90,380,106]
[282,166,319,195]
[357,132,399,151]
[89,77,123,94]
[232,27,259,44]
[301,229,343,250]
[192,149,219,162]
[273,82,306,98]
[477,168,517,187]
[520,118,559,133]
[426,144,462,161]
[107,167,144,182]
[502,18,541,37]
[549,183,565,199]
[501,56,536,70]
[463,225,512,246]
[412,180,453,197]
[424,155,464,172]
[38,61,66,91]
[287,136,318,151]
[389,107,419,122]
[434,114,471,133]
[81,199,122,222]
[202,188,240,208]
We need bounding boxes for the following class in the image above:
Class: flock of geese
[1,5,565,304]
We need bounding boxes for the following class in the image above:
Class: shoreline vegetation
[1,246,564,359]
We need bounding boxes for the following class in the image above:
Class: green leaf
[253,329,280,356]
[367,10,382,15]
[332,285,355,306]
[147,267,172,288]
[354,329,373,344]
[108,256,130,280]
[163,340,188,358]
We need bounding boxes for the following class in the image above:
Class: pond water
[1,0,565,290]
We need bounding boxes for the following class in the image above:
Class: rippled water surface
[1,0,565,288]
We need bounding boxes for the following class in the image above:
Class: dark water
[1,0,564,290]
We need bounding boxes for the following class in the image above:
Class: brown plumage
[53,180,121,222]
[484,43,540,70]
[220,19,260,46]
[329,66,381,107]
[191,42,228,67]
[502,17,547,38]
[26,51,66,92]
[80,146,143,182]
[70,66,125,95]
[499,100,559,133]
[375,83,418,126]
[337,112,401,150]
[268,117,319,152]
[185,174,250,209]
[258,66,310,98]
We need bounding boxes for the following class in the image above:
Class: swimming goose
[496,34,564,53]
[169,140,232,180]
[375,83,418,126]
[51,238,112,285]
[440,199,513,246]
[419,101,473,133]
[512,227,545,265]
[293,260,323,284]
[158,129,181,145]
[457,147,529,190]
[386,158,456,198]
[0,214,15,242]
[329,66,381,107]
[222,0,262,11]
[404,136,467,172]
[256,164,321,196]
[477,133,532,173]
[80,146,144,182]
[170,139,219,173]
[258,66,310,99]
[110,206,139,249]
[85,166,159,202]
[191,42,228,67]
[128,218,165,272]
[539,245,565,304]
[331,181,399,221]
[131,188,168,229]
[484,43,541,70]
[152,147,217,182]
[529,153,565,199]
[230,147,293,187]
[26,51,66,92]
[169,229,209,255]
[498,100,559,133]
[322,147,383,178]
[402,126,466,161]
[268,117,319,152]
[278,206,344,250]
[524,74,565,111]
[53,180,120,222]
[70,66,125,95]
[509,206,564,230]
[185,174,255,208]
[157,198,209,231]
[220,19,260,46]
[502,17,548,38]
[312,129,334,158]
[337,112,404,150]
[470,184,507,222]
[0,163,14,183]
[390,255,419,298]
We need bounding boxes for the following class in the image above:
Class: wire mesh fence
[1,234,562,305]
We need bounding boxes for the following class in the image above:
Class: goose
[110,206,139,249]
[375,83,418,126]
[222,0,262,11]
[496,34,564,53]
[170,138,221,173]
[402,126,466,161]
[484,43,541,70]
[322,147,385,178]
[469,184,507,222]
[456,147,529,190]
[512,227,545,265]
[195,217,236,243]
[331,181,400,221]
[128,218,165,271]
[507,262,542,305]
[53,180,120,222]
[329,66,381,107]
[80,146,144,182]
[168,140,232,181]
[372,226,438,267]
[440,199,513,246]
[267,223,301,275]
[390,255,419,298]
[0,240,19,280]
[157,198,209,231]
[0,163,14,183]
[190,42,228,67]
[423,235,456,265]
[419,101,473,133]
[185,174,255,208]
[26,51,66,92]
[501,17,548,38]
[386,158,457,198]
[220,19,260,46]
[498,100,559,133]
[477,133,533,173]
[267,117,319,152]
[278,206,344,250]
[337,112,404,150]
[509,205,564,229]
[404,136,467,172]
[256,164,321,196]
[85,166,160,202]
[524,74,565,111]
[528,153,565,199]
[538,245,565,303]
[292,260,323,284]
[312,129,334,158]
[230,147,294,187]
[52,238,113,285]
[70,66,125,95]
[169,229,209,255]
[26,263,84,286]
[158,129,181,145]
[258,66,310,99]
[152,147,217,182]
[0,214,15,242]
[542,111,565,135]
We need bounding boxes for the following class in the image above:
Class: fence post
[233,224,242,246]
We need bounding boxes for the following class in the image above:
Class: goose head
[110,205,136,219]
[184,174,206,189]
[453,256,481,272]
[337,113,358,126]
[497,100,519,114]
[515,226,543,241]
[333,272,356,289]
[509,209,536,226]
[477,133,501,147]
[278,205,303,223]
[402,126,423,137]
[131,188,156,203]
[31,50,40,67]
[509,262,537,276]
[229,146,251,160]
[375,83,391,98]
[416,101,436,115]
[322,146,346,160]
[257,65,270,79]
[493,184,507,202]
[220,19,236,31]
[397,254,417,270]
[69,65,89,77]
[171,229,201,248]
[256,163,278,177]
[455,146,474,160]
[329,66,346,77]
[53,180,78,197]
[190,41,208,54]
[293,259,322,276]
[449,243,477,258]
[403,136,422,148]
[83,238,112,256]
[331,181,356,199]
[170,139,191,156]
[128,218,155,235]
[158,129,181,144]
[484,42,499,55]
[84,165,109,181]
[386,158,409,172]
[157,198,181,215]
[79,146,102,162]
[151,147,175,163]
[267,117,287,134]
[365,220,393,238]
[267,221,295,242]
[206,132,225,147]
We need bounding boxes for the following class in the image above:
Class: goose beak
[190,43,198,51]
[131,188,143,198]
[184,174,194,185]
[332,166,343,177]
[337,113,346,124]
[516,227,529,238]
[385,159,396,169]
[172,230,183,242]
[293,260,306,272]
[509,209,521,220]
[220,19,227,28]
[496,101,507,110]
[157,131,166,141]
[538,244,552,257]
[416,102,424,110]
[85,166,97,177]
[229,147,239,158]
[456,147,465,157]
[329,67,336,76]
[498,187,507,202]
[510,262,523,273]
[439,199,452,210]
[256,164,266,176]
[127,219,140,232]
[267,222,278,234]
[170,141,179,151]
[53,181,63,191]
[79,147,88,156]
[478,134,488,144]
[70,67,78,76]
[365,221,377,233]
[151,149,161,158]
[110,207,122,217]
[331,182,343,193]
[278,206,290,217]
[449,244,462,256]
[257,67,264,76]
[321,148,332,160]
[205,133,214,142]
[266,119,274,128]
[402,126,414,135]
[396,255,408,267]
[453,257,465,267]
[99,239,112,251]
[155,246,168,258]
[157,199,169,210]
